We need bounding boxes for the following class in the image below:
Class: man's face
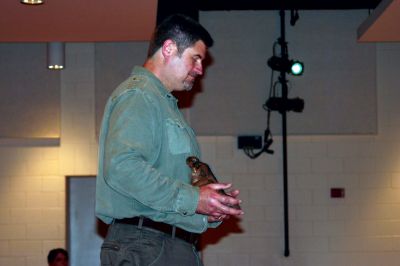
[49,253,68,266]
[166,40,206,92]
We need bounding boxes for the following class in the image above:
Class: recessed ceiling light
[21,0,44,5]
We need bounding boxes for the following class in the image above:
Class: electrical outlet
[330,188,345,198]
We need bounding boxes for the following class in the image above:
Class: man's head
[145,14,214,92]
[148,14,213,58]
[47,248,68,266]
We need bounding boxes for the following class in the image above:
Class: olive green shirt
[96,66,216,233]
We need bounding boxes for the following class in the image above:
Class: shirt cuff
[175,183,199,216]
[208,219,222,228]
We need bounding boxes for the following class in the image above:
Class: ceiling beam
[357,0,400,42]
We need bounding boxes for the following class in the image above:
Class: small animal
[186,156,241,210]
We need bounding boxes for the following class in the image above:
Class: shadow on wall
[173,81,203,109]
[199,216,243,250]
[97,219,109,239]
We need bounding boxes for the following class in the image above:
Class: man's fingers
[219,193,241,207]
[208,214,230,222]
[225,189,240,198]
[207,184,243,215]
[197,183,244,217]
[207,182,232,190]
[214,198,243,216]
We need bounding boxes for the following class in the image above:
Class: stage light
[265,97,304,113]
[290,60,303,76]
[267,56,304,76]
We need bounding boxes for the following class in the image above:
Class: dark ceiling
[197,0,383,11]
[0,0,388,42]
[157,0,383,25]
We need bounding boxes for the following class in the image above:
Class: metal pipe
[279,8,290,257]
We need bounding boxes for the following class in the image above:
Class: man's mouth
[186,75,196,83]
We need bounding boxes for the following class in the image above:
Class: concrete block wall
[198,43,400,266]
[0,145,65,266]
[0,43,96,265]
[0,35,400,266]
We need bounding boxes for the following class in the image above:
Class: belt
[114,217,199,245]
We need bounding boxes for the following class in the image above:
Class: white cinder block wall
[0,43,97,265]
[1,21,400,266]
[199,43,400,266]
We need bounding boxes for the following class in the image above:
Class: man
[47,248,68,266]
[96,14,243,265]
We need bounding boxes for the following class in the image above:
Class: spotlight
[267,56,304,76]
[290,60,304,76]
[265,97,304,113]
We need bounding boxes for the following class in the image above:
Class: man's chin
[183,83,194,91]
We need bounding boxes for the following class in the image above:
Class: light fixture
[267,56,304,76]
[21,0,44,5]
[290,60,304,75]
[265,97,304,113]
[47,42,65,70]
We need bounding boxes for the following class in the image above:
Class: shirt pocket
[166,118,191,155]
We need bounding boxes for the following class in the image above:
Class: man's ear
[161,39,177,60]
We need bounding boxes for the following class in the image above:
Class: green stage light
[290,61,304,76]
[267,56,304,76]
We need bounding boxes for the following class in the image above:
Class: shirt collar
[131,66,177,102]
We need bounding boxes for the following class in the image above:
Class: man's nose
[194,64,203,76]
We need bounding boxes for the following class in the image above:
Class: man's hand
[196,183,243,222]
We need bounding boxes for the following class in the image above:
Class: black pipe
[278,9,290,257]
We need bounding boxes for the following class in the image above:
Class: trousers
[100,222,203,266]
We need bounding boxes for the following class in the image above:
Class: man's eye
[193,57,201,64]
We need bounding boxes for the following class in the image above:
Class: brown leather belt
[114,217,199,245]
